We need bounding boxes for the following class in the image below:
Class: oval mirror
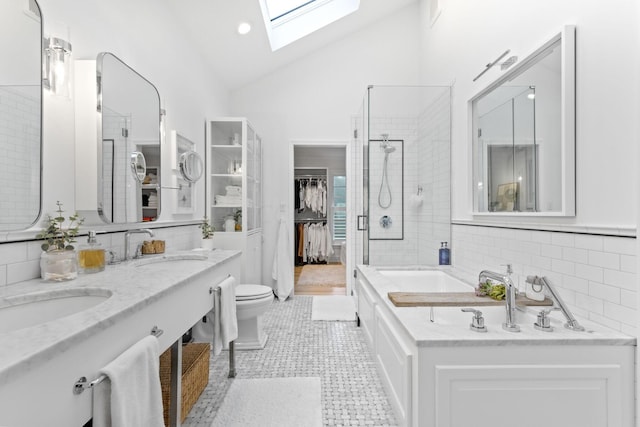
[97,52,162,223]
[179,151,203,182]
[130,151,147,183]
[471,25,575,216]
[0,0,42,232]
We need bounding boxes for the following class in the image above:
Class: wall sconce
[43,36,72,97]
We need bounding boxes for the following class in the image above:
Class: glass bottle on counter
[78,230,106,273]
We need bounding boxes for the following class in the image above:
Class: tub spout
[478,264,520,332]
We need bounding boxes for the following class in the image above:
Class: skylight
[259,0,360,51]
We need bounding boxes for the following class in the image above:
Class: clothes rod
[295,175,327,179]
[73,326,164,394]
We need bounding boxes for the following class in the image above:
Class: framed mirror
[97,52,162,223]
[0,0,42,232]
[471,25,575,216]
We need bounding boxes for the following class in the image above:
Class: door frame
[288,139,353,294]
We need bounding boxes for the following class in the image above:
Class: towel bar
[210,280,237,378]
[73,326,164,395]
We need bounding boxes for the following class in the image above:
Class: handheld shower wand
[378,134,394,208]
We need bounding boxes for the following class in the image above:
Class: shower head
[383,144,396,154]
[380,136,396,154]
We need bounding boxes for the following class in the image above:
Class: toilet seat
[236,284,273,301]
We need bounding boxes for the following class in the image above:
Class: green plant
[233,209,242,223]
[199,217,215,239]
[36,201,84,252]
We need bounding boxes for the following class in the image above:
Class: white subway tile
[619,255,636,273]
[619,289,636,309]
[603,236,636,255]
[574,234,604,251]
[551,233,575,247]
[575,293,604,315]
[531,231,552,244]
[588,282,621,304]
[0,242,28,264]
[7,260,40,284]
[588,251,620,270]
[603,301,636,326]
[588,313,621,331]
[562,275,588,293]
[574,263,604,283]
[562,247,588,264]
[551,259,575,276]
[620,323,637,337]
[603,269,636,291]
[0,265,6,286]
[540,244,562,259]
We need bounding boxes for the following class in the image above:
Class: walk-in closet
[293,146,347,296]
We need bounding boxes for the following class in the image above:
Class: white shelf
[212,204,242,208]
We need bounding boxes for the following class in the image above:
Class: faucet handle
[461,308,487,332]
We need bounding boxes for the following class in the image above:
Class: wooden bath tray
[388,291,553,307]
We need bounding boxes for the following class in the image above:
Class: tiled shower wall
[0,87,40,228]
[451,223,637,335]
[368,116,419,265]
[0,225,201,287]
[367,88,451,266]
[417,88,451,265]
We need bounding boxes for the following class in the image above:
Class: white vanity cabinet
[206,118,263,284]
[355,267,635,427]
[0,251,241,427]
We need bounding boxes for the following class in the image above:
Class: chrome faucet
[124,229,154,260]
[526,275,585,331]
[479,264,520,332]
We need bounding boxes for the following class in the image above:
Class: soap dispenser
[78,230,106,273]
[439,242,450,265]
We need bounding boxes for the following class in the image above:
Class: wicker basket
[159,343,210,425]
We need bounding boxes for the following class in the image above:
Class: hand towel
[213,276,238,356]
[93,335,164,427]
[272,217,294,301]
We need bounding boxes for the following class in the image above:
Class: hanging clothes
[295,178,327,215]
[294,221,334,265]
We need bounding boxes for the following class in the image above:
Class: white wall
[415,0,639,335]
[230,3,423,283]
[36,0,229,227]
[1,0,230,285]
[419,0,639,227]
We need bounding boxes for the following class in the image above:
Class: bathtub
[355,265,635,427]
[376,269,474,293]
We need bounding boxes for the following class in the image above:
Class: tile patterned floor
[183,295,398,427]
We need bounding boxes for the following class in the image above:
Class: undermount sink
[131,253,209,267]
[0,288,112,334]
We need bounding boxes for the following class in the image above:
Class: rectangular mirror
[471,25,575,216]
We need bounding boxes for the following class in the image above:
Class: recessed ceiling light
[237,22,252,35]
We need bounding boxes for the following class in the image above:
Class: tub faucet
[124,229,154,260]
[478,264,520,332]
[526,275,585,331]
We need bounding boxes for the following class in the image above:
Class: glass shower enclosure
[353,85,451,266]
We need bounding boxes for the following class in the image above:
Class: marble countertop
[0,249,240,383]
[357,265,636,348]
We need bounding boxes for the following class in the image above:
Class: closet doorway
[290,142,350,296]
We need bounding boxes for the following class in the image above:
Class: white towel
[93,335,164,427]
[272,217,294,301]
[213,276,238,356]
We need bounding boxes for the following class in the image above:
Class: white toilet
[234,284,274,350]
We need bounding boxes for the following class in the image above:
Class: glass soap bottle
[78,230,106,273]
[439,242,450,265]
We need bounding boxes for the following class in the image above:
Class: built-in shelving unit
[207,118,262,283]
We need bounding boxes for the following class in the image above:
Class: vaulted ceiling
[166,0,417,91]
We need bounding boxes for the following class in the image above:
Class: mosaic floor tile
[183,295,398,427]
